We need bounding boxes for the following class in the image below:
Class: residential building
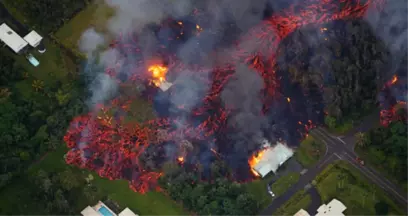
[81,201,138,216]
[293,199,347,216]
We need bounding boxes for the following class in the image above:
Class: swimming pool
[98,206,114,216]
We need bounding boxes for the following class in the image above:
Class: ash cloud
[221,64,267,152]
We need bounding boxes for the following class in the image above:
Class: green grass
[246,172,300,210]
[54,1,114,53]
[329,120,354,134]
[245,174,275,209]
[271,172,300,197]
[355,146,408,193]
[314,161,405,215]
[274,190,312,216]
[295,135,326,167]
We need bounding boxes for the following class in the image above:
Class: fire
[64,0,387,194]
[248,149,267,177]
[391,75,398,84]
[148,65,168,87]
[177,157,184,163]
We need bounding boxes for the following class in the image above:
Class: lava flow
[65,0,388,194]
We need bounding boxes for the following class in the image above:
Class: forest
[4,0,90,33]
[355,110,407,191]
[0,51,86,190]
[278,19,389,128]
[158,161,259,215]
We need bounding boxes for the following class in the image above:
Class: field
[270,172,300,197]
[54,1,114,53]
[295,135,325,167]
[314,161,405,215]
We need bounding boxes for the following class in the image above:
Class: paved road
[260,125,407,215]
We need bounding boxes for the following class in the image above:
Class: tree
[374,201,389,215]
[32,80,44,92]
[58,169,81,191]
[355,132,368,148]
[325,115,337,129]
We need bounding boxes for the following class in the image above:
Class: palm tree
[32,80,44,92]
[0,88,11,102]
[355,132,367,148]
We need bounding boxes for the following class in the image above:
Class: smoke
[221,64,267,152]
[78,28,106,55]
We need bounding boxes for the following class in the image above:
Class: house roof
[253,142,294,177]
[23,30,42,47]
[294,209,311,216]
[118,208,138,216]
[0,23,28,53]
[81,206,100,216]
[316,199,347,216]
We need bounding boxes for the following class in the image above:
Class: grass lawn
[271,172,300,197]
[329,120,354,134]
[355,146,408,193]
[314,161,405,215]
[274,190,312,216]
[295,135,325,167]
[54,1,114,53]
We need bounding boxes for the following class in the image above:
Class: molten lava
[64,0,389,193]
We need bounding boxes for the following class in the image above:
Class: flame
[148,65,168,87]
[248,149,267,177]
[177,156,184,163]
[177,21,183,26]
[287,97,291,102]
[320,27,328,32]
[391,75,398,84]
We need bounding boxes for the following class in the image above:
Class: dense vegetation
[278,20,389,128]
[355,112,407,190]
[5,0,90,33]
[0,51,86,190]
[159,161,259,215]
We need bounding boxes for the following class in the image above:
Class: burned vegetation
[277,19,390,126]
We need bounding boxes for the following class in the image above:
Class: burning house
[249,140,294,178]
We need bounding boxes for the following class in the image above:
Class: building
[159,80,173,92]
[316,199,347,216]
[253,140,294,178]
[0,23,28,54]
[294,199,347,216]
[81,201,138,216]
[294,209,310,216]
[23,30,46,53]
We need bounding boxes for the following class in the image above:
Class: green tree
[58,169,81,191]
[325,115,337,129]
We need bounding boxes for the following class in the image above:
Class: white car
[267,185,275,197]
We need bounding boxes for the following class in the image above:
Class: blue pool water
[98,206,114,216]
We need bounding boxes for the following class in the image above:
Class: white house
[252,140,294,178]
[0,23,28,54]
[315,199,347,216]
[23,30,45,53]
[81,201,138,216]
[159,80,173,92]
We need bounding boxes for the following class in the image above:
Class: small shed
[23,30,43,47]
[0,23,28,53]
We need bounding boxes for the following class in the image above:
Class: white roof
[81,206,100,216]
[159,80,173,92]
[253,141,294,177]
[118,208,138,216]
[316,199,347,216]
[23,30,42,47]
[294,209,311,216]
[0,23,28,53]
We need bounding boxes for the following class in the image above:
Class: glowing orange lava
[391,75,398,84]
[177,156,184,163]
[248,149,267,177]
[148,65,168,87]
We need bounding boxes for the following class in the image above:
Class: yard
[273,190,312,216]
[54,1,114,54]
[246,172,300,209]
[295,135,326,167]
[314,161,405,215]
[0,146,188,215]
